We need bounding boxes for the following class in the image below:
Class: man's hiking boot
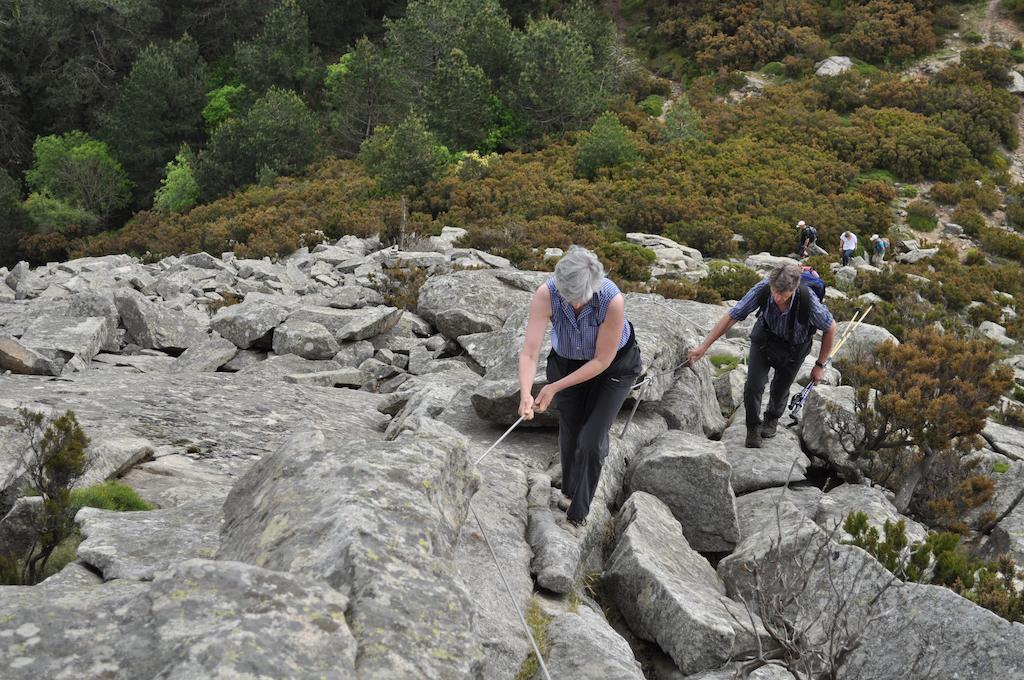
[558,517,586,538]
[745,427,762,449]
[760,416,780,439]
[556,495,572,512]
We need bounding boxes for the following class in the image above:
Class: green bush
[22,193,99,235]
[963,31,984,45]
[761,61,785,77]
[665,220,736,258]
[951,202,987,237]
[153,148,199,214]
[597,241,655,281]
[899,185,918,198]
[574,112,639,180]
[963,248,987,266]
[1007,204,1024,229]
[704,261,761,300]
[640,94,664,117]
[982,226,1024,261]
[71,481,154,512]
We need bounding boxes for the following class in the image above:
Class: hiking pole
[786,305,873,424]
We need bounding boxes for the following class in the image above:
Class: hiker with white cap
[796,220,817,259]
[517,246,642,535]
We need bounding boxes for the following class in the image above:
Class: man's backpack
[755,266,826,340]
[803,226,818,242]
[874,238,887,254]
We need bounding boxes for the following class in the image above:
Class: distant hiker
[796,220,818,259]
[688,263,837,449]
[840,231,857,266]
[518,246,642,535]
[870,234,889,266]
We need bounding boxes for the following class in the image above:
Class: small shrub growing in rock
[906,199,937,231]
[649,278,722,304]
[371,264,430,312]
[844,511,1024,623]
[6,409,90,585]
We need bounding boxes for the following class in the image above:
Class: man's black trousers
[546,337,642,523]
[744,320,812,428]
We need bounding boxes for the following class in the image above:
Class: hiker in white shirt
[839,231,857,266]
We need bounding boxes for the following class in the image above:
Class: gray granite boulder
[833,321,897,362]
[714,365,747,418]
[626,431,739,551]
[0,335,65,375]
[604,492,766,675]
[115,289,205,350]
[218,426,484,678]
[525,473,579,593]
[172,333,238,372]
[537,605,645,680]
[286,304,403,342]
[0,558,359,678]
[18,315,108,366]
[719,417,809,494]
[983,420,1024,461]
[65,291,119,351]
[271,319,340,359]
[798,385,863,480]
[210,298,291,348]
[418,269,541,339]
[814,55,854,76]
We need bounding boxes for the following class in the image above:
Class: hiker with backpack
[870,234,889,266]
[518,246,643,536]
[796,220,817,259]
[688,263,837,448]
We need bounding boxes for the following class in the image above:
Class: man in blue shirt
[688,263,837,448]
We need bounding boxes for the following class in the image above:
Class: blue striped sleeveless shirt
[547,277,631,360]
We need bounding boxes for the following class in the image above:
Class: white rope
[474,416,524,466]
[471,419,552,680]
[469,503,552,680]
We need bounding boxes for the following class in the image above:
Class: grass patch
[514,597,552,680]
[857,168,897,184]
[71,481,155,512]
[710,354,741,375]
[899,185,918,198]
[907,213,937,232]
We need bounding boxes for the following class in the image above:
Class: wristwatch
[814,360,827,368]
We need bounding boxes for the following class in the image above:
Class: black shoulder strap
[797,285,811,327]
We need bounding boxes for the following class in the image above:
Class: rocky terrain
[2,230,1024,679]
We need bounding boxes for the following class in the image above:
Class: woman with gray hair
[688,263,837,448]
[518,246,642,535]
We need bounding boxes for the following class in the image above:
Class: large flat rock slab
[76,499,222,581]
[218,426,484,678]
[0,559,358,679]
[0,370,388,482]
